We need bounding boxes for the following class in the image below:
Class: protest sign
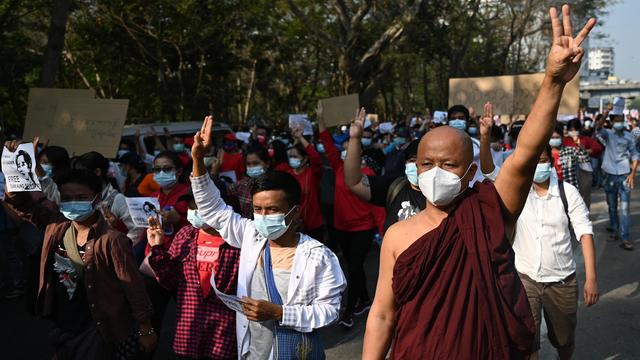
[23,88,95,141]
[318,94,359,127]
[211,269,244,313]
[1,143,41,192]
[219,170,237,183]
[433,111,448,124]
[288,114,313,136]
[449,75,514,115]
[448,73,579,116]
[631,109,639,119]
[48,98,129,158]
[125,197,161,227]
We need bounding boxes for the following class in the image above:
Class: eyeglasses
[153,167,175,173]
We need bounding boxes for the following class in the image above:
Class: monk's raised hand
[545,4,596,85]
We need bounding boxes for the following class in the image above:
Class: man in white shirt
[512,145,599,360]
[190,116,346,359]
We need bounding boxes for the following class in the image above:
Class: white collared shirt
[513,173,592,282]
[191,174,346,359]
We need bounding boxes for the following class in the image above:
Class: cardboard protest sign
[48,98,129,158]
[1,143,41,192]
[288,114,313,136]
[449,73,579,116]
[318,94,359,127]
[513,73,579,115]
[23,88,95,141]
[449,75,514,115]
[125,197,161,227]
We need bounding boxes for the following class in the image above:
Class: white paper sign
[1,143,42,192]
[288,114,313,136]
[210,270,245,313]
[433,111,448,124]
[219,170,237,183]
[125,197,161,227]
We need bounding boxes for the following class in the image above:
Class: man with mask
[344,109,425,232]
[596,100,640,250]
[447,104,486,185]
[190,116,346,359]
[363,6,594,358]
[220,133,245,181]
[383,126,411,178]
[3,156,156,358]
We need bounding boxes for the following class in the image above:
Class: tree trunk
[39,0,72,87]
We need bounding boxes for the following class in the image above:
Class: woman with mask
[549,125,591,191]
[563,119,603,209]
[270,139,290,172]
[37,145,71,190]
[118,152,147,197]
[219,133,245,180]
[147,191,240,359]
[285,127,325,241]
[3,159,156,358]
[224,148,272,219]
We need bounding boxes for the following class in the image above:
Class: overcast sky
[593,0,639,81]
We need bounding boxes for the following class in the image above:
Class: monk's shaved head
[418,126,474,165]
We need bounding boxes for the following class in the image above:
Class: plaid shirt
[228,177,253,219]
[556,146,590,188]
[149,225,240,359]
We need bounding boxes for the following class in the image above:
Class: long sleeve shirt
[191,174,346,359]
[149,225,240,359]
[598,128,640,175]
[513,174,592,282]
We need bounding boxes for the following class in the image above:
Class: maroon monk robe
[391,181,535,359]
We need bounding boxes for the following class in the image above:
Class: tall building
[588,47,615,80]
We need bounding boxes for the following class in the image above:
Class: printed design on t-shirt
[196,244,219,273]
[53,252,79,299]
[397,200,419,221]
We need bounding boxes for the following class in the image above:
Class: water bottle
[162,206,174,236]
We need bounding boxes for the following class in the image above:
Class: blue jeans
[604,173,631,241]
[591,156,602,187]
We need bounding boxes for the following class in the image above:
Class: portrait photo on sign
[1,143,41,192]
[125,197,162,227]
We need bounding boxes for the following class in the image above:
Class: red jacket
[284,144,325,231]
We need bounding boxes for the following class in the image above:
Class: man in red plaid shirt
[148,188,240,359]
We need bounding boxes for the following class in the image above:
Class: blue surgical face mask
[247,166,265,178]
[449,119,467,131]
[362,138,373,147]
[584,120,592,129]
[316,144,325,153]
[253,207,296,240]
[549,138,563,148]
[533,162,552,183]
[468,127,478,136]
[405,162,418,186]
[288,158,302,169]
[153,171,177,188]
[41,164,54,177]
[173,143,185,152]
[393,137,407,146]
[279,138,290,146]
[341,150,347,160]
[187,209,206,229]
[613,122,625,131]
[59,197,97,222]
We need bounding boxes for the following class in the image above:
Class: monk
[362,5,596,359]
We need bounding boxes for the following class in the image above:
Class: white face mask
[418,164,473,207]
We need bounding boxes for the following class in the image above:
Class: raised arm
[344,108,372,201]
[479,102,499,181]
[191,116,251,248]
[495,5,596,226]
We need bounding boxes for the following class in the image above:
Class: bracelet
[136,328,156,337]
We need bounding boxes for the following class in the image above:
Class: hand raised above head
[192,115,214,160]
[349,107,366,139]
[479,102,493,137]
[545,4,596,84]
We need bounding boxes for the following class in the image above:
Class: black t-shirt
[369,175,426,232]
[52,243,93,334]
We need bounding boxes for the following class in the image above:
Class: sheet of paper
[1,143,42,192]
[433,111,448,124]
[288,114,313,136]
[125,197,161,227]
[210,270,245,313]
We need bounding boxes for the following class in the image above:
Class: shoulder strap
[557,180,573,231]
[386,177,408,208]
[262,244,285,305]
[63,226,85,279]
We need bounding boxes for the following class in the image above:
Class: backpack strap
[557,180,574,234]
[386,177,408,209]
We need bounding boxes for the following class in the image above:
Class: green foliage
[0,0,612,133]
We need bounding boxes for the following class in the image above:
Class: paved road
[2,188,640,359]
